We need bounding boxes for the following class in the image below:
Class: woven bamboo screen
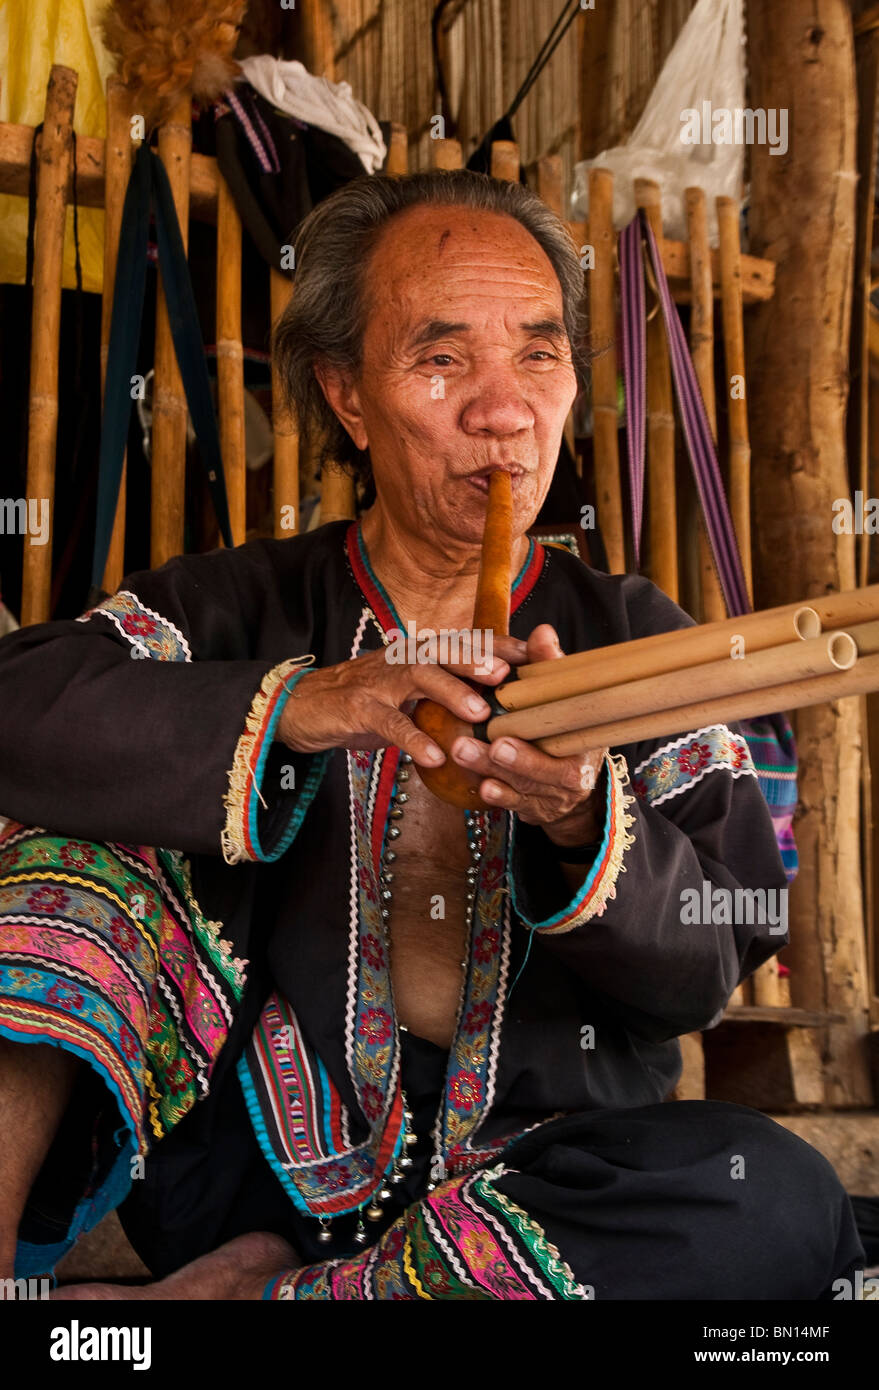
[330,0,698,208]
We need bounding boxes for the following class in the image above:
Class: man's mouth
[465,465,526,494]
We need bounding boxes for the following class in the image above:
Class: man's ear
[313,361,369,452]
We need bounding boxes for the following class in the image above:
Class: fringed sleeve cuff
[510,752,637,936]
[221,658,332,866]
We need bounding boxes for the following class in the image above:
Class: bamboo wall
[329,0,698,206]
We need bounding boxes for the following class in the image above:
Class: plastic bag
[0,0,117,293]
[571,0,746,246]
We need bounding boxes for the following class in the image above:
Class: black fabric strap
[89,143,233,602]
[89,143,152,600]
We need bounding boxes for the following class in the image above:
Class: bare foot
[51,1232,300,1301]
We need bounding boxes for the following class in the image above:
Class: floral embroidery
[77,590,192,662]
[26,886,71,912]
[634,724,755,809]
[59,842,98,871]
[449,1069,483,1112]
[358,1006,392,1046]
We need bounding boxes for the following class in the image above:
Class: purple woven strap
[620,208,751,618]
[619,218,646,569]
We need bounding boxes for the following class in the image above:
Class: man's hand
[51,1232,298,1302]
[277,634,528,770]
[449,624,608,848]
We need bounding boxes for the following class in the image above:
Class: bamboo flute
[535,651,879,759]
[101,76,134,593]
[490,631,857,744]
[270,268,299,537]
[685,185,725,623]
[216,172,246,546]
[515,582,879,686]
[501,606,821,712]
[589,167,626,572]
[21,65,77,627]
[636,178,678,602]
[151,95,192,568]
[414,471,513,806]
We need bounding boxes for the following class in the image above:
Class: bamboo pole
[216,172,246,546]
[685,186,725,623]
[100,76,134,593]
[537,154,563,216]
[537,651,879,759]
[745,0,868,1103]
[150,95,192,568]
[386,122,408,176]
[717,195,752,605]
[21,65,77,627]
[537,155,576,464]
[270,268,299,537]
[490,141,519,183]
[588,168,625,573]
[431,138,463,169]
[492,631,857,745]
[319,465,356,524]
[635,178,677,601]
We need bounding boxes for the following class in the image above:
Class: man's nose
[459,371,535,436]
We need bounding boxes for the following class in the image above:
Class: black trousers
[118,1033,865,1300]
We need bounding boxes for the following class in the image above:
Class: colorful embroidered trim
[0,826,240,1157]
[268,1167,590,1301]
[76,590,192,662]
[631,724,755,810]
[221,656,330,865]
[241,741,517,1217]
[510,751,637,935]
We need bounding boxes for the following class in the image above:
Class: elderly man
[0,170,864,1301]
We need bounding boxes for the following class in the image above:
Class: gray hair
[272,168,588,487]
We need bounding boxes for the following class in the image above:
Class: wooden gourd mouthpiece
[413,470,513,807]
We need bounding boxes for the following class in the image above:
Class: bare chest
[385,767,476,1048]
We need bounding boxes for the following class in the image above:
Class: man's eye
[528,350,556,361]
[428,353,455,367]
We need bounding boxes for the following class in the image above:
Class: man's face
[325,203,579,548]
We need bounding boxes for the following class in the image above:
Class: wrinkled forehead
[362,203,564,323]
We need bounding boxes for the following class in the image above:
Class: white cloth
[239,56,387,175]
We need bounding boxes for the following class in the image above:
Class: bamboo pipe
[589,168,626,573]
[151,95,192,568]
[635,179,677,601]
[490,141,520,183]
[386,122,408,176]
[490,631,857,744]
[685,186,725,624]
[270,268,299,537]
[413,471,513,807]
[21,65,77,627]
[503,606,821,711]
[431,138,463,169]
[536,650,879,759]
[216,172,246,546]
[101,76,134,593]
[516,582,879,685]
[717,195,752,605]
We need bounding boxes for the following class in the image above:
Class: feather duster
[100,0,247,128]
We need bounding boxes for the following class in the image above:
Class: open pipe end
[827,631,858,671]
[794,606,822,640]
